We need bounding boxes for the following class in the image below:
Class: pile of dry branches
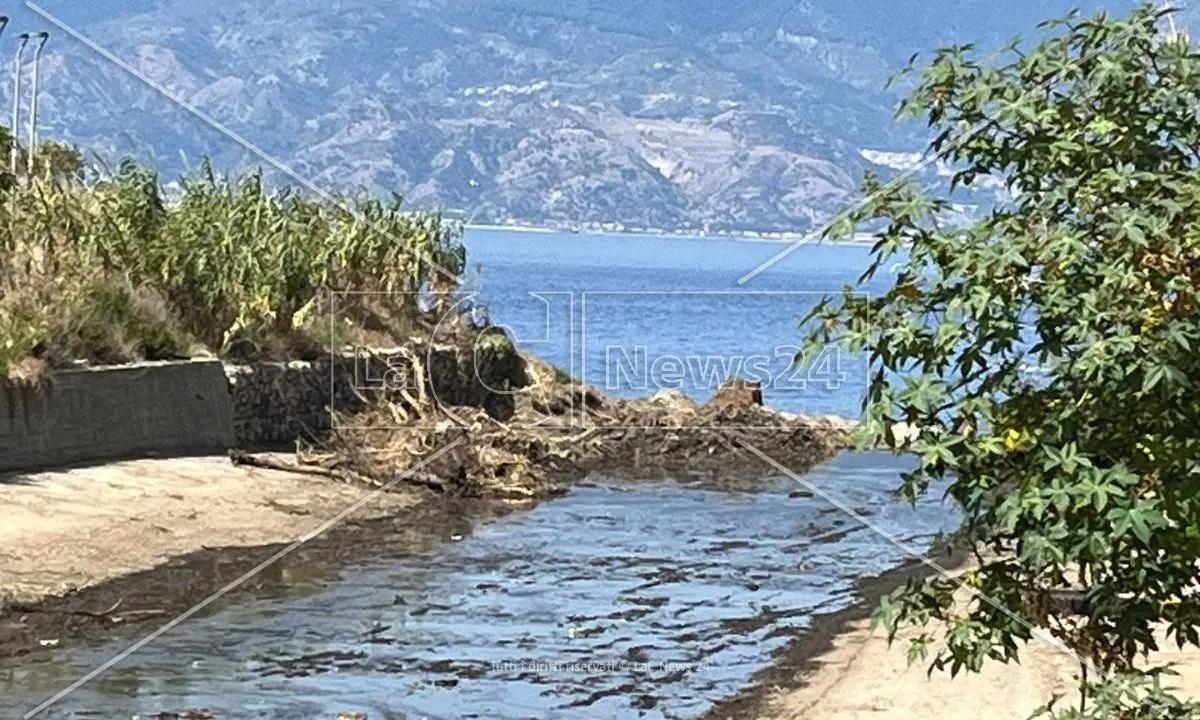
[236,350,854,502]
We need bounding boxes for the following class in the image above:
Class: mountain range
[0,0,1153,233]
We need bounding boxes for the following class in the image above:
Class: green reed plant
[0,139,465,374]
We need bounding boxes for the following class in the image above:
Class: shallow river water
[1,453,955,719]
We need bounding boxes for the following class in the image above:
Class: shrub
[804,4,1200,715]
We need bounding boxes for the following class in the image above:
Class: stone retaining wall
[0,336,526,472]
[224,349,420,449]
[225,340,524,448]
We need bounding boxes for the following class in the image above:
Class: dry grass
[5,355,48,386]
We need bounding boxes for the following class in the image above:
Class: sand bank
[0,457,422,607]
[707,556,1200,720]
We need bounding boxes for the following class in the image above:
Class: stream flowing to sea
[0,230,958,719]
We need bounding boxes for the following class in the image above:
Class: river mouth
[1,451,956,720]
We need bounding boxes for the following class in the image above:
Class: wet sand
[0,457,509,662]
[0,457,425,606]
[707,552,1200,720]
[702,549,967,720]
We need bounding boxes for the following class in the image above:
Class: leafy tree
[803,4,1200,715]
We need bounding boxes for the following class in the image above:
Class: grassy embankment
[0,131,465,378]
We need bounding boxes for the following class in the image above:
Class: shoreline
[0,452,952,720]
[0,452,943,714]
[464,222,879,246]
[0,457,516,663]
[701,543,971,720]
[4,453,1070,720]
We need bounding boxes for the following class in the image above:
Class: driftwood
[8,598,167,623]
[228,449,337,478]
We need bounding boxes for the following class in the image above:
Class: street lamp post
[27,32,48,176]
[0,19,9,166]
[0,18,9,154]
[10,31,25,175]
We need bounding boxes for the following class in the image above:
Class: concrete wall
[0,338,526,473]
[0,360,235,473]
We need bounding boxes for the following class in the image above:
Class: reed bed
[0,146,464,375]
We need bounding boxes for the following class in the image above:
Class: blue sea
[463,228,896,417]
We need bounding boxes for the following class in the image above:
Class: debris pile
[236,333,856,502]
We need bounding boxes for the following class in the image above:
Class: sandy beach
[758,615,1200,719]
[0,456,422,607]
[706,562,1200,720]
[756,612,1082,719]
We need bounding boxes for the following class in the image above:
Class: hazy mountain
[0,0,1145,232]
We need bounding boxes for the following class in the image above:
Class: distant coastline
[462,221,879,246]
